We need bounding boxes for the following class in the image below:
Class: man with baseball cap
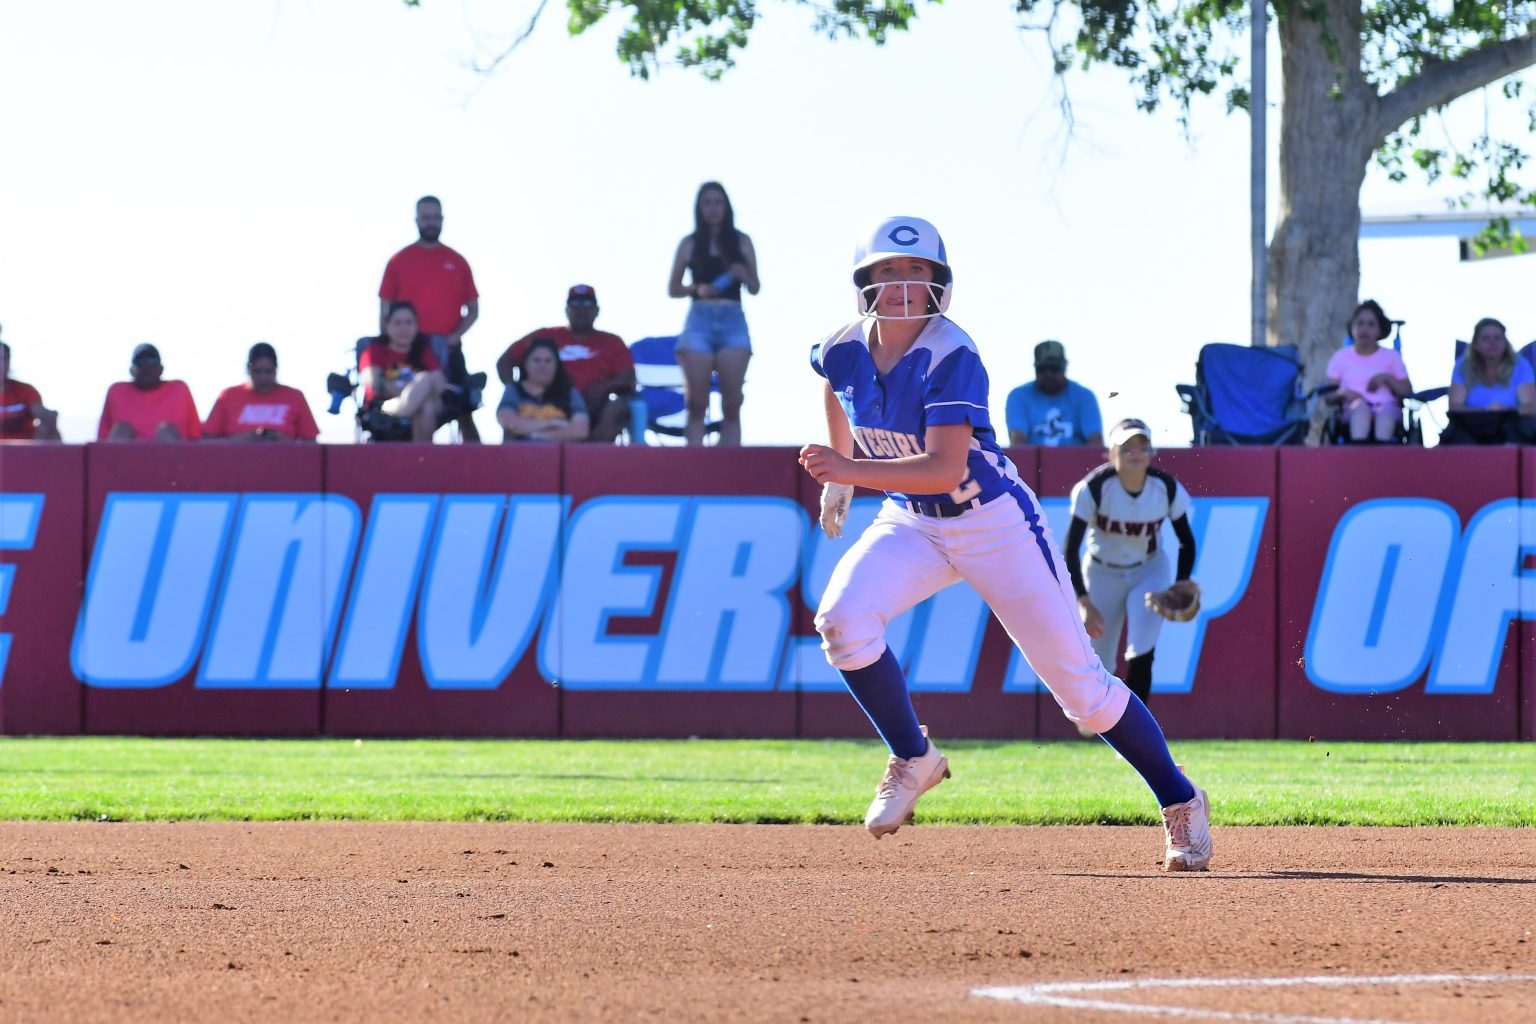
[496,285,637,444]
[1005,340,1104,447]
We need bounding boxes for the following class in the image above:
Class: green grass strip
[0,738,1531,826]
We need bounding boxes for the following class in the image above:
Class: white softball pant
[1084,550,1173,670]
[815,490,1132,734]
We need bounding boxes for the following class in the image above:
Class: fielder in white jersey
[798,216,1211,871]
[1066,418,1197,706]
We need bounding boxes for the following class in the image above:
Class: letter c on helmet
[887,225,920,246]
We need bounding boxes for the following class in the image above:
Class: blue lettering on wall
[418,495,563,689]
[46,488,1530,698]
[197,495,360,689]
[1305,499,1460,694]
[329,495,440,690]
[540,496,686,689]
[1429,498,1535,694]
[73,494,237,687]
[654,498,803,690]
[0,494,46,688]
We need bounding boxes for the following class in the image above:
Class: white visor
[1108,420,1153,448]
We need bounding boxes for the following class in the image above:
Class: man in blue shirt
[1005,340,1104,447]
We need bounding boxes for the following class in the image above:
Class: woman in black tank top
[667,181,761,446]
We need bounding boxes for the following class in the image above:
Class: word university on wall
[0,492,1529,696]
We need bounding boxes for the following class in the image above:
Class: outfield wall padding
[0,442,1529,740]
[80,443,327,737]
[1275,447,1522,741]
[0,444,84,736]
[318,445,563,739]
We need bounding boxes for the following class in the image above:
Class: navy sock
[1100,692,1195,808]
[839,647,927,759]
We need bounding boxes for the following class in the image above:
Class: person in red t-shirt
[0,340,60,441]
[378,195,481,442]
[203,343,320,442]
[496,285,637,444]
[360,302,445,442]
[98,344,201,442]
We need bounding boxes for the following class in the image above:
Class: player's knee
[814,603,883,670]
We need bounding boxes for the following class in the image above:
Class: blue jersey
[810,317,1025,511]
[1452,358,1534,410]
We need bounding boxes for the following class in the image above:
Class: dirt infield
[0,823,1532,1023]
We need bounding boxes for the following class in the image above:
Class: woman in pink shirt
[1325,300,1413,442]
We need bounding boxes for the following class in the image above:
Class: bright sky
[3,1,1532,448]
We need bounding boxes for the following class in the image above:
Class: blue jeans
[677,302,751,355]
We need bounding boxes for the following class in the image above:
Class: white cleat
[864,727,950,839]
[1161,784,1212,872]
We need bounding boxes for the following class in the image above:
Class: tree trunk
[1268,0,1376,434]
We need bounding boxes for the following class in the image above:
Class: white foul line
[972,972,1536,1023]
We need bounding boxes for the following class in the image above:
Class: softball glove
[1145,580,1202,622]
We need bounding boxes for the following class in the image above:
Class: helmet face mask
[852,217,952,319]
[855,279,948,321]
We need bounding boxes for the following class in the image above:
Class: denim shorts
[677,301,751,355]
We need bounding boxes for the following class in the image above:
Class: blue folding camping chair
[628,335,723,443]
[1176,343,1324,445]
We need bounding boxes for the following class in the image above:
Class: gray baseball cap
[1034,340,1067,368]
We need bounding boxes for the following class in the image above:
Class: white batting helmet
[851,216,953,319]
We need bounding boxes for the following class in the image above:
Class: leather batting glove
[819,482,854,540]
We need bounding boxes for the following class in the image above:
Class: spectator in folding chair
[496,336,590,443]
[0,339,60,441]
[361,302,446,443]
[496,284,636,443]
[378,194,482,442]
[98,343,201,442]
[203,343,320,442]
[1442,316,1536,445]
[1325,300,1412,443]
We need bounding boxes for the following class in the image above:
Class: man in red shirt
[98,344,201,441]
[378,195,481,442]
[203,343,320,441]
[496,285,637,443]
[0,340,60,440]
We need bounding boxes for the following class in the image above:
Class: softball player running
[1066,419,1200,708]
[799,217,1211,871]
